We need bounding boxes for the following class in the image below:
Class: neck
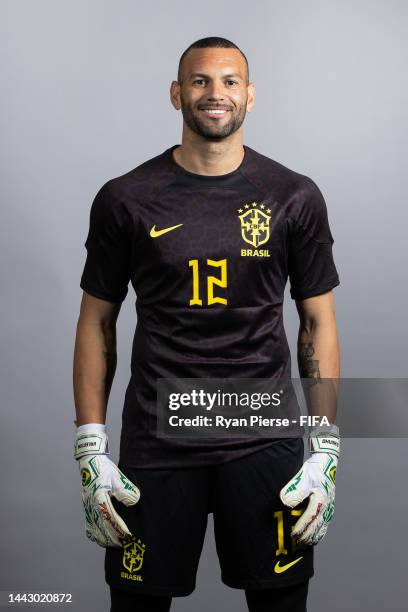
[173,129,245,176]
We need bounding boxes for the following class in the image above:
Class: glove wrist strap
[74,431,109,460]
[309,424,340,457]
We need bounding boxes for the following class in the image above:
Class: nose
[205,80,225,100]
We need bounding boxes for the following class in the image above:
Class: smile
[201,109,229,116]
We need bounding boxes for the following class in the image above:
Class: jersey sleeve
[287,179,340,300]
[80,181,132,303]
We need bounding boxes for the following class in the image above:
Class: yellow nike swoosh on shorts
[274,557,303,574]
[150,224,183,238]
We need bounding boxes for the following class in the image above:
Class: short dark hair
[177,36,249,84]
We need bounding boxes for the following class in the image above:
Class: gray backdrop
[1,0,407,610]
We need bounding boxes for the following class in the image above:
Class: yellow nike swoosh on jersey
[150,224,183,238]
[274,557,303,574]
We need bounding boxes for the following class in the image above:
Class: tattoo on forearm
[299,342,321,380]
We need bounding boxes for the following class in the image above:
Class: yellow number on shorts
[274,509,305,556]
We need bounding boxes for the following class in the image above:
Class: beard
[180,92,247,140]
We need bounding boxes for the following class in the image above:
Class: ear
[246,82,256,113]
[170,80,181,110]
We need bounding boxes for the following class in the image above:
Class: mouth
[199,107,231,119]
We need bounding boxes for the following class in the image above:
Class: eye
[226,80,238,86]
[193,79,206,86]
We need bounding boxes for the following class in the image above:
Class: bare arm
[73,291,122,426]
[295,290,340,422]
[280,290,340,545]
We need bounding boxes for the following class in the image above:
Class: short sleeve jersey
[80,145,340,468]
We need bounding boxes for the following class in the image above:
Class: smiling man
[73,37,340,612]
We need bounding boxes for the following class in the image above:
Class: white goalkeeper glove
[74,423,140,548]
[279,425,339,546]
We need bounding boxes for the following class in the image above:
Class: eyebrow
[189,72,243,80]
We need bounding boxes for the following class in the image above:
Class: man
[73,37,340,612]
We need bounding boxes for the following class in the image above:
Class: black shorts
[105,438,313,597]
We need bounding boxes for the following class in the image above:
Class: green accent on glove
[284,469,303,494]
[119,472,139,494]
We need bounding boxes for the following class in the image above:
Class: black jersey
[80,145,340,468]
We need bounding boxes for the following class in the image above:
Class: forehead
[181,47,247,79]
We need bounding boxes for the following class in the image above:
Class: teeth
[203,109,226,114]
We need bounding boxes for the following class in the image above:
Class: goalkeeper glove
[74,423,140,547]
[279,425,339,546]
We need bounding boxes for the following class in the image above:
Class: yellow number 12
[188,258,227,306]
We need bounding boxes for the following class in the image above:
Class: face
[171,47,255,140]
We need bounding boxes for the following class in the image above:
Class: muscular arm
[73,291,121,426]
[280,290,340,544]
[295,290,340,422]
